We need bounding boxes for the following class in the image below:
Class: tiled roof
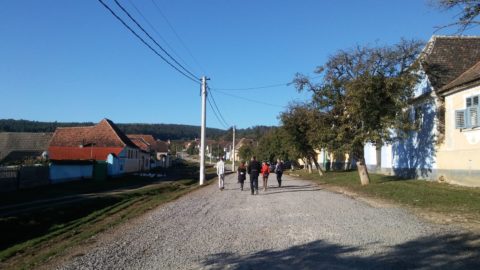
[49,119,137,161]
[50,119,136,148]
[441,60,480,93]
[422,36,480,92]
[0,132,52,161]
[128,137,150,152]
[156,140,169,152]
[128,134,156,146]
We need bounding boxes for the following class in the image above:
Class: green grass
[292,170,480,219]
[0,161,216,270]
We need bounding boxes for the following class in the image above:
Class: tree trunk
[308,159,312,174]
[303,158,308,172]
[310,155,324,176]
[356,158,370,185]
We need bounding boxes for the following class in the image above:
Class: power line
[150,0,207,74]
[96,0,199,84]
[126,0,198,75]
[210,75,323,91]
[211,89,287,108]
[113,0,199,80]
[208,90,230,127]
[207,94,229,129]
[211,82,292,91]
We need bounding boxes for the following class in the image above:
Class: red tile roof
[127,134,156,146]
[49,119,137,161]
[128,137,150,152]
[127,134,170,153]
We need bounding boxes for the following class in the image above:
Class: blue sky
[1,0,478,129]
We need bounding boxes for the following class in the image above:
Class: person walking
[247,156,261,195]
[261,161,270,191]
[275,159,284,187]
[237,161,247,191]
[216,157,225,191]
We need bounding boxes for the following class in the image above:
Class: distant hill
[0,119,277,141]
[0,119,225,141]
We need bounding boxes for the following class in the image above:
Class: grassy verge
[290,170,480,222]
[0,162,216,270]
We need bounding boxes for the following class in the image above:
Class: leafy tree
[238,144,255,162]
[434,0,480,32]
[186,142,199,155]
[280,104,326,175]
[294,39,423,184]
[169,141,185,155]
[255,128,296,163]
[230,126,276,141]
[210,144,226,159]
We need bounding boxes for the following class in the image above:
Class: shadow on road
[221,184,322,194]
[201,232,480,269]
[260,185,323,195]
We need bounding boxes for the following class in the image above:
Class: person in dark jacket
[237,161,247,191]
[275,159,284,187]
[247,156,261,195]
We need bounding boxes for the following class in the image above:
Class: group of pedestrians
[216,156,284,194]
[239,156,283,195]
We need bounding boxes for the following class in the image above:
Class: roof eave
[439,79,480,97]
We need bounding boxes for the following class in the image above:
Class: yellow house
[436,60,480,186]
[297,149,350,171]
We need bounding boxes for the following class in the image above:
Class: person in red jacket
[261,161,270,191]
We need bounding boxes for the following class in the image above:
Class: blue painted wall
[392,95,438,179]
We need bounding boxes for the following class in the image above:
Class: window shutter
[467,97,472,107]
[455,110,466,129]
[469,106,479,128]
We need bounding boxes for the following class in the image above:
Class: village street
[57,173,480,270]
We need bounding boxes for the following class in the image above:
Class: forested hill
[0,119,225,140]
[0,119,277,141]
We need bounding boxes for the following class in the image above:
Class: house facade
[48,119,144,182]
[435,60,480,186]
[364,35,480,187]
[155,139,171,167]
[127,134,157,170]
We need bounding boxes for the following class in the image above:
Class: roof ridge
[100,119,126,148]
[100,119,137,149]
[56,126,93,130]
[431,35,480,39]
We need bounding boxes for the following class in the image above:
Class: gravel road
[58,173,480,270]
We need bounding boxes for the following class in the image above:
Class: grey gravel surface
[58,173,480,270]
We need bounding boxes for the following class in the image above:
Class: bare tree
[434,0,480,32]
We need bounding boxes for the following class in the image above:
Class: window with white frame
[413,105,423,128]
[455,95,480,129]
